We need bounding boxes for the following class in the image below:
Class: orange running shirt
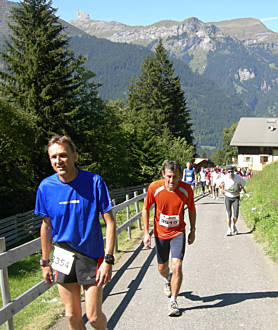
[144,179,195,239]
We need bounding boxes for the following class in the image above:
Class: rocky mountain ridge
[69,11,278,95]
[70,10,278,48]
[68,9,278,146]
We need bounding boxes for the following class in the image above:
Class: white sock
[167,272,172,282]
[170,296,176,302]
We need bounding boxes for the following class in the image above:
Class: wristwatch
[40,258,50,267]
[104,254,115,265]
[190,227,196,232]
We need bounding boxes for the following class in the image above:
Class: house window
[260,156,268,163]
[273,149,278,156]
[243,156,253,162]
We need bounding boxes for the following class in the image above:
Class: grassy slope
[241,161,278,263]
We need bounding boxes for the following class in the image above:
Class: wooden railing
[0,189,148,328]
[0,184,148,249]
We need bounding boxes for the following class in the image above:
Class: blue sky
[13,0,278,32]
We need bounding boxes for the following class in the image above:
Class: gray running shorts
[155,232,186,264]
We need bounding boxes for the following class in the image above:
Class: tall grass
[241,161,278,263]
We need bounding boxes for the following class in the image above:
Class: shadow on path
[179,290,278,312]
[81,236,156,327]
[107,247,156,329]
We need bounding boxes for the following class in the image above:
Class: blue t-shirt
[184,168,195,185]
[35,169,114,258]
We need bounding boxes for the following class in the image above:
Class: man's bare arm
[97,210,116,286]
[40,218,54,285]
[40,217,52,261]
[142,206,151,248]
[188,209,196,230]
[102,210,116,255]
[188,209,196,245]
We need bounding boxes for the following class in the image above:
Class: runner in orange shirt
[142,161,196,316]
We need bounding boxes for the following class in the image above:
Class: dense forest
[0,0,196,218]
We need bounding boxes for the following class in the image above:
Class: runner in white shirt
[211,169,221,199]
[198,167,207,195]
[216,166,246,236]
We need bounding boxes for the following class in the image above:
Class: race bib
[159,213,179,228]
[52,246,75,275]
[187,177,192,182]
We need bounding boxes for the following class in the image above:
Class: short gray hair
[48,135,76,153]
[162,161,181,174]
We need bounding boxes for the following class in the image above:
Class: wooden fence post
[134,191,142,230]
[126,194,131,239]
[0,237,14,330]
[112,200,118,253]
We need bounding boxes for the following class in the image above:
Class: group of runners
[199,166,250,199]
[142,160,247,317]
[182,162,248,236]
[35,135,248,327]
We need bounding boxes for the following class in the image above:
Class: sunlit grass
[241,161,278,263]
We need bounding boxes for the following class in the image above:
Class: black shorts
[54,242,103,285]
[155,232,186,264]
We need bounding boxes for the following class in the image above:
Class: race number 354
[52,246,75,275]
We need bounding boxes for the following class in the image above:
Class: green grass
[0,200,152,330]
[0,254,64,330]
[241,161,278,263]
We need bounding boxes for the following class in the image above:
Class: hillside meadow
[241,161,278,263]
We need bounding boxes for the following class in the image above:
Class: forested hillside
[68,34,252,150]
[0,0,253,153]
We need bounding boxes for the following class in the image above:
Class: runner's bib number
[159,213,179,228]
[52,246,75,275]
[186,177,192,182]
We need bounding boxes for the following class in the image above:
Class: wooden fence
[0,184,148,249]
[0,189,148,328]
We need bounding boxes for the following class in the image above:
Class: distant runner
[198,167,207,195]
[143,161,196,316]
[217,165,246,236]
[182,161,196,189]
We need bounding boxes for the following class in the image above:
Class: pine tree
[0,99,35,217]
[0,0,102,182]
[123,40,195,182]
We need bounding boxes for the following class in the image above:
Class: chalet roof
[194,158,208,165]
[230,117,278,147]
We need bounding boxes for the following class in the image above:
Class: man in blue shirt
[35,135,115,330]
[182,162,196,188]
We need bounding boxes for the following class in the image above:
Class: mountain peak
[77,9,90,20]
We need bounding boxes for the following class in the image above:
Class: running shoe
[226,228,232,236]
[164,273,172,297]
[168,300,181,316]
[233,224,238,235]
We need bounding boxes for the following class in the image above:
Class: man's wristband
[40,258,50,267]
[190,228,196,232]
[104,254,114,265]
